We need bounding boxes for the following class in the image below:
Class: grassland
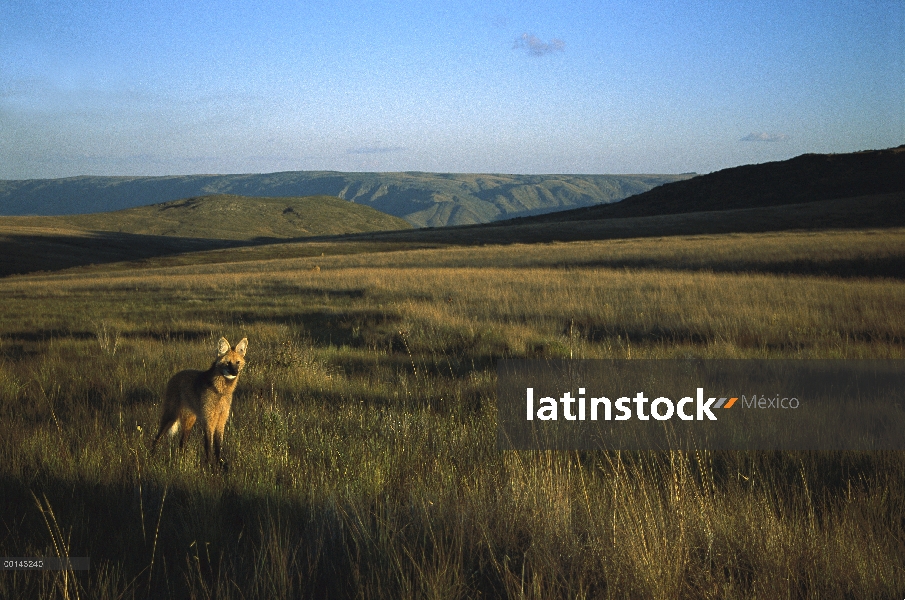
[5,191,902,279]
[0,227,904,598]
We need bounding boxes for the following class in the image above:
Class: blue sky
[1,0,902,178]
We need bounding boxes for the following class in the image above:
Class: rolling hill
[512,146,905,223]
[2,147,902,278]
[0,194,411,276]
[5,194,411,240]
[0,172,693,227]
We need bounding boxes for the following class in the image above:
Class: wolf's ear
[235,337,248,357]
[217,337,231,356]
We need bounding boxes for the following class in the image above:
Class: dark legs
[153,408,226,471]
[203,425,228,471]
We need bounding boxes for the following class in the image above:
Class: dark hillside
[518,146,905,223]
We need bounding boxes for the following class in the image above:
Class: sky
[1,0,903,179]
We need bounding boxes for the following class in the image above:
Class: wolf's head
[215,337,248,380]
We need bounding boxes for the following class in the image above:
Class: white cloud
[346,145,406,155]
[741,132,789,142]
[514,33,565,57]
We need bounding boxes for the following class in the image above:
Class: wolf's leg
[179,412,196,450]
[203,427,213,464]
[213,408,230,461]
[213,429,223,463]
[151,406,180,453]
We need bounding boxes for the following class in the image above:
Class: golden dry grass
[0,226,903,598]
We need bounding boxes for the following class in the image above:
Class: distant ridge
[2,149,903,277]
[0,172,693,227]
[515,146,905,223]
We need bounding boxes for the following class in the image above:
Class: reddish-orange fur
[151,337,247,467]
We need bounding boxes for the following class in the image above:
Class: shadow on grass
[122,329,213,342]
[235,309,404,348]
[250,281,368,299]
[0,449,898,598]
[0,473,351,598]
[2,329,97,342]
[572,255,905,280]
[334,352,500,380]
[0,230,287,277]
[567,318,905,347]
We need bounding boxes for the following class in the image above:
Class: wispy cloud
[514,33,565,57]
[491,14,509,28]
[346,145,406,155]
[741,132,789,142]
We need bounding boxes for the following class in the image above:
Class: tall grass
[0,228,903,598]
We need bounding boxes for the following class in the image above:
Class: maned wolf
[151,337,248,468]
